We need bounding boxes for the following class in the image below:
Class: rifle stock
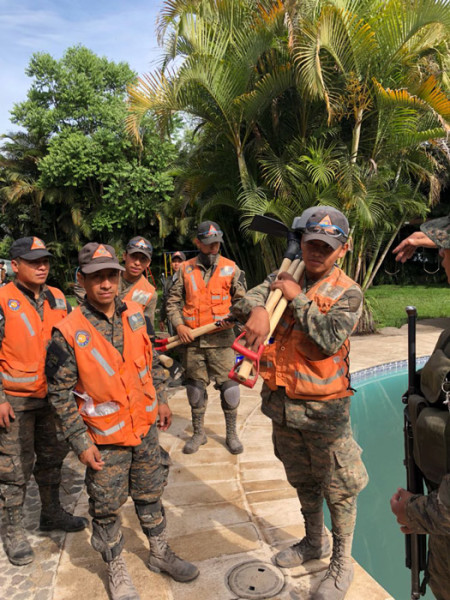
[403,306,427,599]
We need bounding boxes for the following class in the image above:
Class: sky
[0,0,166,135]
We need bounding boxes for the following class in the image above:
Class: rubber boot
[39,484,88,532]
[3,506,34,566]
[223,407,243,454]
[275,511,331,568]
[147,529,199,582]
[183,407,207,454]
[311,533,354,600]
[107,555,140,600]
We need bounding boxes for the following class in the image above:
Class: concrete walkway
[2,318,449,600]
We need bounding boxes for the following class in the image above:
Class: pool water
[323,370,434,600]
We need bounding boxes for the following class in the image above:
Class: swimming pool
[325,364,434,600]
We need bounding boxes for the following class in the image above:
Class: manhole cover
[227,561,285,599]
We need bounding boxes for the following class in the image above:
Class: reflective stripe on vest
[1,372,39,383]
[139,365,149,379]
[189,274,198,292]
[91,348,115,376]
[20,313,35,337]
[294,366,346,386]
[146,398,158,412]
[90,421,126,437]
[131,289,151,305]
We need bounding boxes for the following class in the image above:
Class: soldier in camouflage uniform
[166,221,247,454]
[0,237,87,567]
[159,251,186,336]
[45,243,198,600]
[232,207,368,600]
[119,236,157,329]
[391,214,450,600]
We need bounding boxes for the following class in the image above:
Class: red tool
[228,332,265,388]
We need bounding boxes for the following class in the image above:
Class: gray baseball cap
[79,243,125,274]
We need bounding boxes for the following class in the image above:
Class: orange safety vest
[0,282,68,398]
[260,267,357,402]
[56,302,157,447]
[181,256,235,328]
[122,275,155,309]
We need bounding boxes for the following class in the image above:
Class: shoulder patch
[185,265,194,274]
[128,312,145,331]
[45,340,70,378]
[7,299,21,311]
[75,330,91,347]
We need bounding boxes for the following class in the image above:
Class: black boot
[39,485,88,532]
[3,506,34,566]
[183,406,207,454]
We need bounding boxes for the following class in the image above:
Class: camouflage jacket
[45,297,168,456]
[231,266,363,356]
[0,281,70,410]
[165,253,247,348]
[406,474,450,535]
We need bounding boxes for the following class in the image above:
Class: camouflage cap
[172,251,186,261]
[197,221,223,245]
[79,243,125,274]
[126,236,153,260]
[420,215,450,249]
[10,237,52,260]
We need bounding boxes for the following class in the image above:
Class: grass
[366,285,450,329]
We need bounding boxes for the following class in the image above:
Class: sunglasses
[305,222,347,238]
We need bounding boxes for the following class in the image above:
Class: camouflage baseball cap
[79,243,125,274]
[301,207,349,250]
[196,221,223,245]
[172,251,186,261]
[10,237,52,260]
[420,215,450,249]
[126,236,153,260]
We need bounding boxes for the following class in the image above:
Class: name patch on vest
[128,312,145,331]
[75,331,91,347]
[220,266,234,277]
[54,298,66,310]
[131,289,151,305]
[7,299,20,311]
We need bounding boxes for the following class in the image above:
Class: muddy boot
[3,506,34,566]
[223,407,243,454]
[311,533,354,600]
[183,407,207,454]
[107,555,140,600]
[275,511,330,568]
[148,529,199,582]
[39,484,88,532]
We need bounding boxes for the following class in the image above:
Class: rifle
[403,306,427,599]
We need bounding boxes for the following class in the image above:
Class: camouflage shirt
[45,297,168,456]
[119,275,157,327]
[0,281,69,410]
[406,473,450,535]
[231,266,363,356]
[165,253,247,348]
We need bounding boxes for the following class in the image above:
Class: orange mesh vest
[181,256,236,328]
[0,282,67,398]
[122,275,155,309]
[56,302,157,446]
[260,267,357,401]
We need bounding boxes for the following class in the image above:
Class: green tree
[1,45,177,287]
[128,0,450,293]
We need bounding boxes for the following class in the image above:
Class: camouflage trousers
[0,404,69,508]
[86,423,168,558]
[427,534,450,600]
[262,385,368,535]
[182,345,235,388]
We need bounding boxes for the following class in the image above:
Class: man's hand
[393,232,436,263]
[176,324,195,344]
[243,306,270,351]
[0,402,15,431]
[390,487,414,533]
[158,403,172,431]
[79,445,105,471]
[271,271,302,301]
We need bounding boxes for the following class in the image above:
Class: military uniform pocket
[0,454,25,484]
[328,439,369,502]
